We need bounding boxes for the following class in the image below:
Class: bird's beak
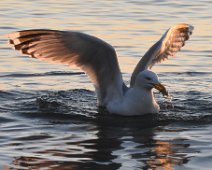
[153,83,169,96]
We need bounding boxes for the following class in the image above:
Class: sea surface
[0,0,212,169]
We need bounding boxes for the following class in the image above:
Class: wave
[0,71,85,78]
[159,71,212,76]
[0,88,211,126]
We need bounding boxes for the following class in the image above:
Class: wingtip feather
[5,31,21,39]
[173,23,194,34]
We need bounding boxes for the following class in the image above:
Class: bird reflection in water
[6,119,192,170]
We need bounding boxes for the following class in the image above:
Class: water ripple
[0,0,212,169]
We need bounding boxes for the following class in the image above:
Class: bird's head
[135,70,169,96]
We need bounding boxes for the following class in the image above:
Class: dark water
[0,0,212,169]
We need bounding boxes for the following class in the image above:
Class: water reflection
[1,0,211,169]
[146,140,189,170]
[7,117,191,170]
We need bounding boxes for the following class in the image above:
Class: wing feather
[130,23,194,86]
[6,29,124,105]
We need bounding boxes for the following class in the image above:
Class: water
[0,0,212,169]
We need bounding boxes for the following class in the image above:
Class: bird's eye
[145,77,152,81]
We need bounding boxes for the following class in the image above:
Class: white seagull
[6,23,193,116]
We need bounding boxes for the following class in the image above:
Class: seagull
[6,23,193,116]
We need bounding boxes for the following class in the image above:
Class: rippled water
[0,0,212,169]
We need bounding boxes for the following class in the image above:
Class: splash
[163,93,174,109]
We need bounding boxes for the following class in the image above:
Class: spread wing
[6,29,124,105]
[130,23,194,86]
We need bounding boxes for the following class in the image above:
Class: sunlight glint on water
[0,0,212,169]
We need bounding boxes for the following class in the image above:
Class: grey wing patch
[130,23,194,86]
[6,29,125,105]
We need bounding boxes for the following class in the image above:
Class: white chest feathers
[106,87,160,116]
